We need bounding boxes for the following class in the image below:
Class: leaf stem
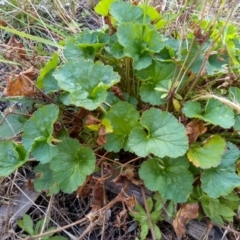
[99,104,107,114]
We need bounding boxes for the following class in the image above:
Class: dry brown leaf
[91,179,106,212]
[0,19,7,27]
[186,120,207,144]
[113,167,135,185]
[111,86,125,100]
[76,175,92,198]
[4,66,37,96]
[173,203,199,239]
[85,115,101,125]
[115,208,127,228]
[193,25,209,45]
[4,36,27,61]
[97,125,107,145]
[124,195,137,211]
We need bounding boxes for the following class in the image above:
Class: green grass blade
[0,26,64,49]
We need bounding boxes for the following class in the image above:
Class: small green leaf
[75,30,109,50]
[140,224,149,240]
[94,0,116,16]
[183,99,235,129]
[153,224,162,240]
[201,196,220,219]
[128,108,188,158]
[22,104,59,163]
[36,53,59,93]
[50,138,96,193]
[34,163,60,195]
[117,23,164,70]
[218,204,235,222]
[0,141,28,176]
[136,61,177,105]
[146,197,153,212]
[104,102,140,152]
[187,135,226,169]
[201,142,240,198]
[139,157,194,203]
[53,59,120,110]
[22,214,34,235]
[110,1,145,24]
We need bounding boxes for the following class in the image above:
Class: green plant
[130,194,166,240]
[17,214,67,240]
[1,0,240,238]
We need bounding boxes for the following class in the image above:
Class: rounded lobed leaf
[0,141,29,176]
[187,135,226,169]
[139,157,194,203]
[201,142,240,198]
[53,59,120,110]
[22,104,59,163]
[183,99,235,129]
[50,138,96,193]
[117,23,164,70]
[104,101,140,152]
[128,108,189,158]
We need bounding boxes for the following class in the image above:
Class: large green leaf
[104,102,140,152]
[34,163,60,195]
[110,1,145,24]
[183,99,235,128]
[128,108,188,158]
[50,138,96,193]
[139,157,194,203]
[53,59,120,110]
[201,142,240,198]
[0,141,29,176]
[22,104,59,163]
[136,61,177,105]
[117,22,164,70]
[187,135,226,169]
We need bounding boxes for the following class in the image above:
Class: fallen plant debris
[1,0,240,239]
